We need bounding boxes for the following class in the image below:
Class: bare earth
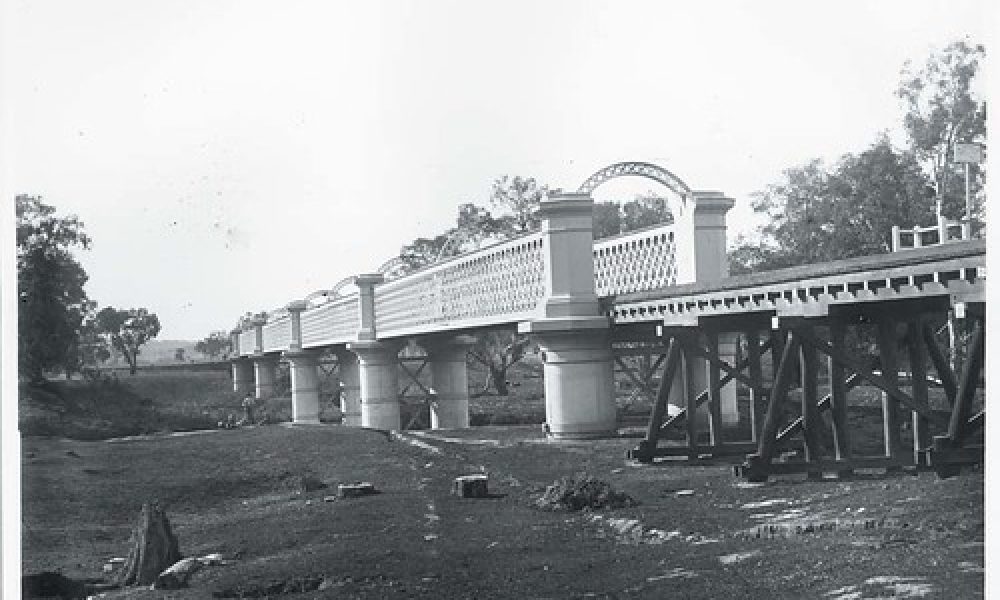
[23,424,983,599]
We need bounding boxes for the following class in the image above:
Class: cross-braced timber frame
[625,298,984,481]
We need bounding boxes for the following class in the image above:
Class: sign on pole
[954,143,984,163]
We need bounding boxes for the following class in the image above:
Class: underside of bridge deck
[626,297,984,481]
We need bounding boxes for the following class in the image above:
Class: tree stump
[117,502,182,586]
[453,474,489,498]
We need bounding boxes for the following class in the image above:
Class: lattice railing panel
[237,330,256,357]
[375,233,546,338]
[594,224,677,297]
[261,316,292,353]
[301,295,360,348]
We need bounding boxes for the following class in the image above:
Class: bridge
[229,161,985,481]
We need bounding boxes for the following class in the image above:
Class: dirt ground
[23,424,983,599]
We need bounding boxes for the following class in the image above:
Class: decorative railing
[238,329,256,356]
[261,315,292,353]
[374,232,547,338]
[892,217,972,252]
[612,239,986,325]
[593,223,676,297]
[301,295,361,348]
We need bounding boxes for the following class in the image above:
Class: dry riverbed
[23,424,983,599]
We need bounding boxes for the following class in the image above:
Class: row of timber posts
[229,188,737,437]
[631,300,984,479]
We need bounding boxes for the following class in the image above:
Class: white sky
[2,0,993,339]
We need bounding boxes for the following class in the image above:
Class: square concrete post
[283,300,321,424]
[335,348,361,426]
[346,273,402,430]
[668,191,737,425]
[421,334,477,429]
[518,190,616,439]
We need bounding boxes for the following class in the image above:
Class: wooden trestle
[626,299,984,481]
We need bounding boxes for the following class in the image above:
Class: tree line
[729,39,985,273]
[17,196,162,381]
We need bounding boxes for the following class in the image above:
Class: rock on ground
[534,475,638,512]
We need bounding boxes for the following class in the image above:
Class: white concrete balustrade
[227,162,738,438]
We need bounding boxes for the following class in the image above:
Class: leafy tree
[95,307,162,375]
[897,39,986,221]
[621,193,673,232]
[593,201,623,239]
[65,308,112,377]
[490,175,547,235]
[730,136,935,273]
[16,195,93,383]
[195,331,232,360]
[468,331,532,397]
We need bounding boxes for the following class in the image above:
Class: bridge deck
[611,240,985,326]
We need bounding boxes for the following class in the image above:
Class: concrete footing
[285,349,321,424]
[252,355,280,400]
[422,335,477,430]
[347,340,402,430]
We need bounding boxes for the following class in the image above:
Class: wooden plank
[398,359,431,397]
[658,339,773,433]
[614,356,657,404]
[616,239,984,305]
[905,319,932,465]
[877,318,903,460]
[793,327,948,426]
[650,441,758,457]
[828,321,852,461]
[946,318,984,444]
[634,337,682,461]
[756,330,801,464]
[706,331,724,447]
[747,330,763,444]
[682,336,700,459]
[921,320,958,405]
[799,336,823,461]
[742,456,915,475]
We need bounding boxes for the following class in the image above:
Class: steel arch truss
[577,161,692,199]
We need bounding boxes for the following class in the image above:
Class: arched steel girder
[576,161,692,201]
[376,256,410,281]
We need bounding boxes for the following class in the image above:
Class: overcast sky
[2,0,992,340]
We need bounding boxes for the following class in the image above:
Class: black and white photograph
[3,1,992,598]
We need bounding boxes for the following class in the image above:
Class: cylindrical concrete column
[666,334,740,427]
[285,349,321,424]
[346,341,401,430]
[532,327,616,439]
[422,335,477,430]
[231,358,254,395]
[253,355,279,400]
[335,348,362,426]
[518,189,616,439]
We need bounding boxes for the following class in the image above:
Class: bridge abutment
[422,334,477,430]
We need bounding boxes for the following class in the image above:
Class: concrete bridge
[229,161,985,479]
